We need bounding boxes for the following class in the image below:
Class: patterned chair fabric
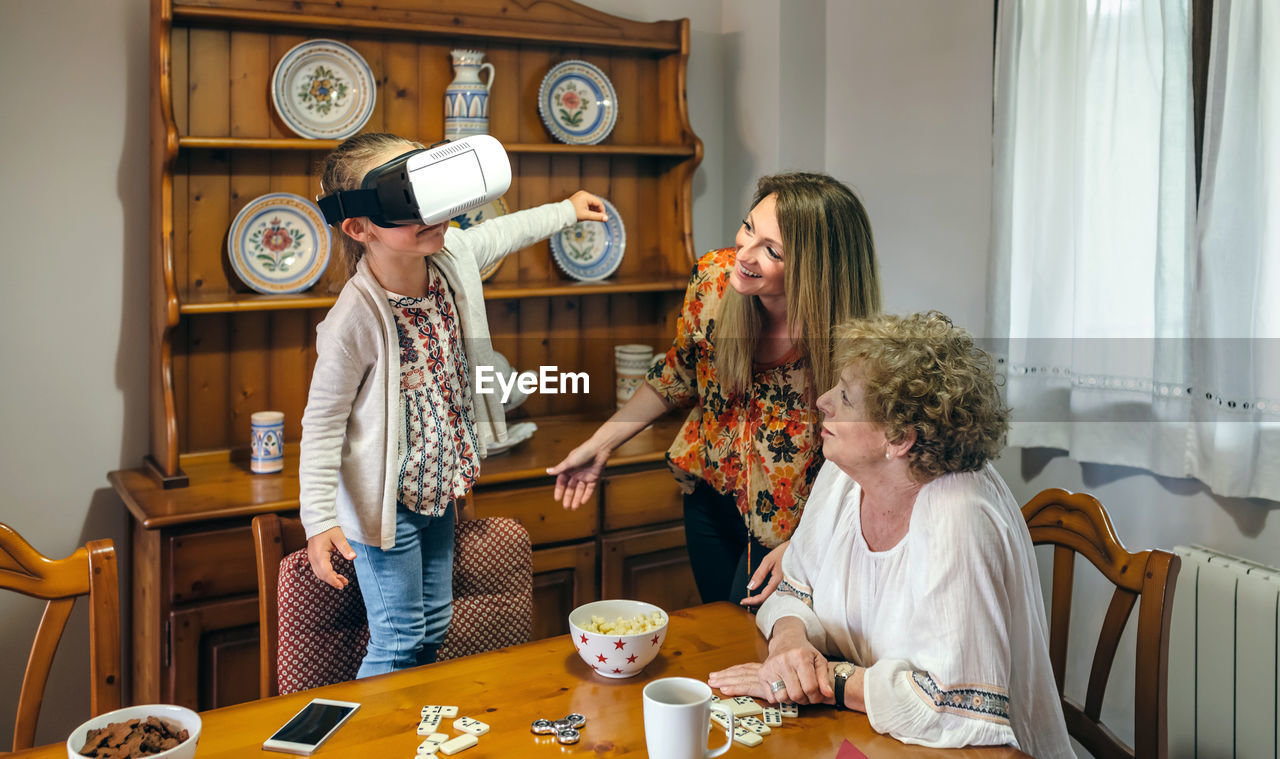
[275,517,533,692]
[437,517,533,660]
[276,549,369,695]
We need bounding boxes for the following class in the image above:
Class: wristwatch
[832,662,855,709]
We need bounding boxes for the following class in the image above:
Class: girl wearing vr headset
[549,172,881,608]
[299,132,607,676]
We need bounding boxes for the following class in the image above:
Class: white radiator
[1169,545,1280,759]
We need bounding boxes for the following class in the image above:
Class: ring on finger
[769,680,786,693]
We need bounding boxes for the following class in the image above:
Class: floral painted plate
[537,60,618,145]
[449,196,509,281]
[272,39,376,140]
[549,196,625,281]
[227,193,331,294]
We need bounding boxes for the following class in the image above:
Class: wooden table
[34,603,1030,758]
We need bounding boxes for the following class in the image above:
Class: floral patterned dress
[646,249,823,548]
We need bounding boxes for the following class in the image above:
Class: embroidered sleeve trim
[908,671,1011,725]
[776,579,813,609]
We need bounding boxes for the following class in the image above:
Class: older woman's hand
[740,540,788,607]
[759,618,833,705]
[706,662,773,701]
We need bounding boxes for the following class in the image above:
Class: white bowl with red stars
[568,599,668,679]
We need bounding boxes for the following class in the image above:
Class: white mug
[642,677,734,759]
[250,411,285,474]
[615,344,654,408]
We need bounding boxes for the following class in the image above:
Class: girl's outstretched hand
[568,190,609,222]
[306,526,357,589]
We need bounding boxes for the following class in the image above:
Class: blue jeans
[349,502,454,677]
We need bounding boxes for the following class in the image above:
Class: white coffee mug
[642,677,734,759]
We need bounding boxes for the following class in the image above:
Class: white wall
[0,0,150,746]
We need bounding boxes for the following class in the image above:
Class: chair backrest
[1022,489,1180,759]
[0,522,121,751]
[436,516,533,661]
[251,514,367,698]
[251,514,535,696]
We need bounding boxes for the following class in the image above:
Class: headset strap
[317,189,381,226]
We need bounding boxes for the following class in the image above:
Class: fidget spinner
[531,714,588,744]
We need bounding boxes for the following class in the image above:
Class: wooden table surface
[37,603,1030,758]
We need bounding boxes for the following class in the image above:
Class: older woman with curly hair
[709,312,1072,756]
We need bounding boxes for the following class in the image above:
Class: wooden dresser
[118,0,703,710]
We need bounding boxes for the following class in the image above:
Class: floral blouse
[387,264,480,517]
[645,249,823,548]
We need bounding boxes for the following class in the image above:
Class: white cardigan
[298,200,577,549]
[757,461,1074,758]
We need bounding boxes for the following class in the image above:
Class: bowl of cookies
[568,599,668,679]
[66,704,200,759]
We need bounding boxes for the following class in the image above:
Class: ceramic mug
[642,677,734,759]
[250,411,285,474]
[615,344,653,408]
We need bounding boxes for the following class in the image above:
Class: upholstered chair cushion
[276,549,369,695]
[437,517,533,661]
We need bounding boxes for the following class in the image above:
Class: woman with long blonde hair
[549,172,880,603]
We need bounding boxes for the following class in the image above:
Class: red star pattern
[579,633,589,645]
[596,653,609,663]
[650,634,661,646]
[613,638,627,650]
[612,668,623,674]
[626,654,638,663]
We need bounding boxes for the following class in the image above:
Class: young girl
[299,132,607,676]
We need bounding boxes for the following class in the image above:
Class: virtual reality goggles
[317,134,512,228]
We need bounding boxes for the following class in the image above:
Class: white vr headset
[317,134,512,228]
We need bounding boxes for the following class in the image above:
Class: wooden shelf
[178,137,696,157]
[178,276,688,314]
[172,4,683,53]
[110,415,683,529]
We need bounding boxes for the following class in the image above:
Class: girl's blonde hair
[319,132,425,278]
[714,172,881,399]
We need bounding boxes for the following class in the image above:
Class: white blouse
[757,461,1073,758]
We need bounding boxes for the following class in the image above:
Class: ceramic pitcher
[444,49,495,139]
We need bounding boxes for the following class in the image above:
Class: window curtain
[991,0,1280,500]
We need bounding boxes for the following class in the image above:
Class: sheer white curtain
[1192,0,1280,498]
[991,0,1280,500]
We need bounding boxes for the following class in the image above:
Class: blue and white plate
[550,197,625,281]
[227,193,331,294]
[272,39,376,140]
[537,60,617,145]
[450,196,509,281]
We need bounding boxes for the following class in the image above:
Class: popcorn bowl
[568,599,668,679]
[66,704,201,759]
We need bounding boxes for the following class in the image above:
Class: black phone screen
[270,702,357,745]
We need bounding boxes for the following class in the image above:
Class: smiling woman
[549,172,881,606]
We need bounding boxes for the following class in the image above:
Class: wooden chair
[1022,489,1181,759]
[1,522,122,751]
[252,513,533,698]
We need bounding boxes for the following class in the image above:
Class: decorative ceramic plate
[227,193,331,294]
[550,197,626,281]
[537,60,618,145]
[272,39,376,140]
[484,421,537,457]
[450,196,509,281]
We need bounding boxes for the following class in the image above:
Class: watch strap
[834,663,851,709]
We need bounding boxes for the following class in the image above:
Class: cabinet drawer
[470,483,597,546]
[169,526,258,603]
[603,468,683,532]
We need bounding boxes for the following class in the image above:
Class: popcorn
[581,611,666,634]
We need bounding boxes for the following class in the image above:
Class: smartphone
[262,698,361,755]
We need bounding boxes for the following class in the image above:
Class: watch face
[834,662,854,677]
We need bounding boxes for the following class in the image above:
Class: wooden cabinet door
[600,525,700,613]
[169,596,260,711]
[530,542,597,641]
